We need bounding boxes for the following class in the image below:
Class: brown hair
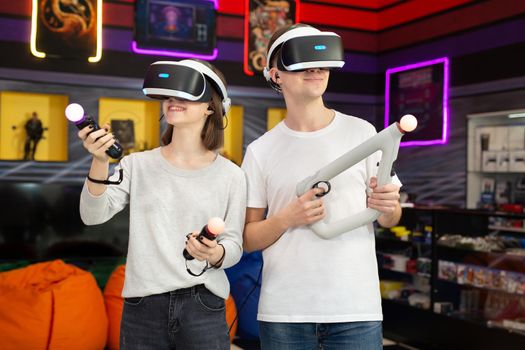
[161,59,226,151]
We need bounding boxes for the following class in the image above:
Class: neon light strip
[508,112,525,118]
[131,41,218,60]
[88,0,103,63]
[30,0,45,58]
[384,57,449,147]
[243,0,253,75]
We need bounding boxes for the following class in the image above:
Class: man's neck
[284,96,334,132]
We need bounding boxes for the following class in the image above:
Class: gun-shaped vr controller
[296,114,418,239]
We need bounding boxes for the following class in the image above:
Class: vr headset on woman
[143,60,231,115]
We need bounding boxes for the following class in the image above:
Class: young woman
[78,59,246,349]
[241,24,402,349]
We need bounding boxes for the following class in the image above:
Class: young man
[241,24,402,349]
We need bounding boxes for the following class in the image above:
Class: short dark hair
[161,59,226,151]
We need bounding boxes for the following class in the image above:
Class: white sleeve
[79,157,131,225]
[241,145,267,209]
[217,169,246,270]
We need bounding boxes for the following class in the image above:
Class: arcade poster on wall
[132,0,218,59]
[31,0,100,61]
[244,0,299,76]
[385,57,449,147]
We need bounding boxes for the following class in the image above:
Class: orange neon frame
[30,0,103,63]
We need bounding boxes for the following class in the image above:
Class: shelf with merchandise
[437,277,525,297]
[376,211,433,314]
[380,206,525,350]
[436,245,525,274]
[489,225,525,233]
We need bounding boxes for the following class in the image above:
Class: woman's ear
[205,107,214,116]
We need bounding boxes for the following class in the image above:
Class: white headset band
[265,27,341,72]
[176,60,228,102]
[151,60,230,115]
[266,27,319,71]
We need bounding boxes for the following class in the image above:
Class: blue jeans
[120,284,230,350]
[259,321,383,350]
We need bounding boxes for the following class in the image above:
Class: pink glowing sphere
[399,114,418,132]
[207,217,225,235]
[65,103,84,122]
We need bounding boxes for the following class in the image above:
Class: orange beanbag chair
[226,294,238,342]
[0,259,108,350]
[103,264,238,349]
[104,264,126,350]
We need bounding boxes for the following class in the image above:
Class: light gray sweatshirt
[80,147,246,299]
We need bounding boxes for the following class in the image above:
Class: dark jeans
[259,321,383,350]
[120,284,230,350]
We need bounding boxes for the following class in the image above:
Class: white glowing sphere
[207,217,225,235]
[65,103,85,122]
[400,114,418,132]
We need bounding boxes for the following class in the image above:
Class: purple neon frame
[384,57,449,147]
[131,0,219,60]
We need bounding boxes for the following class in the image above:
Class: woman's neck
[161,128,216,169]
[283,96,334,132]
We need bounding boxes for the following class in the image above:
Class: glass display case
[377,207,525,350]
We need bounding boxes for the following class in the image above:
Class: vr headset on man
[263,26,346,91]
[142,59,231,115]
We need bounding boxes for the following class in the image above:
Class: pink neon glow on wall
[384,57,450,147]
[131,41,218,61]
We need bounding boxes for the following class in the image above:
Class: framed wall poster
[133,0,218,59]
[30,0,102,62]
[385,57,449,147]
[111,120,135,151]
[244,0,300,76]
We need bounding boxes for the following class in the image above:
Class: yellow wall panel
[267,108,286,130]
[222,105,244,165]
[98,97,161,158]
[0,91,68,161]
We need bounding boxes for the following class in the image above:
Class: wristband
[87,168,123,185]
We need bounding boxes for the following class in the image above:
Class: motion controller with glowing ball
[65,103,123,159]
[183,217,225,261]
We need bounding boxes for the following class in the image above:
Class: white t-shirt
[241,111,401,323]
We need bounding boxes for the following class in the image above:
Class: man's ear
[270,68,280,84]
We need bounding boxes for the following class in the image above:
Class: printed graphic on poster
[31,0,100,61]
[385,57,449,147]
[244,0,299,75]
[133,0,217,59]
